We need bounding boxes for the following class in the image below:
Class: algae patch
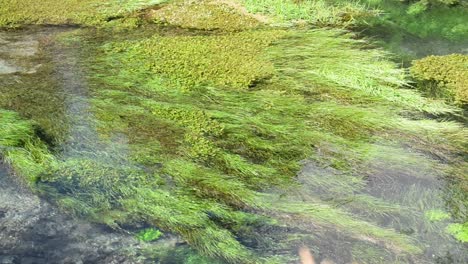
[149,0,263,31]
[411,54,468,105]
[447,223,468,243]
[105,30,286,90]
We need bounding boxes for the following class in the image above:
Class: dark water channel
[0,27,467,263]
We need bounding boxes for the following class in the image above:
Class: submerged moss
[105,30,286,90]
[136,228,163,242]
[150,0,262,31]
[410,54,468,105]
[0,0,167,28]
[446,223,468,242]
[242,0,379,28]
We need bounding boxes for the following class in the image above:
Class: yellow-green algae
[105,30,286,90]
[241,0,379,27]
[150,0,262,31]
[0,0,167,28]
[447,223,468,242]
[411,54,468,105]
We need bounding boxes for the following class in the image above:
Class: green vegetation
[356,0,468,41]
[150,0,262,31]
[424,210,451,222]
[242,0,378,27]
[1,0,467,263]
[0,0,167,27]
[105,30,286,90]
[268,30,453,114]
[446,223,468,242]
[0,55,68,146]
[0,110,55,183]
[410,54,468,105]
[136,228,163,242]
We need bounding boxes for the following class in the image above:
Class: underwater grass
[268,199,422,254]
[2,2,467,260]
[69,26,461,259]
[242,0,379,27]
[0,57,69,146]
[268,29,455,114]
[0,110,56,183]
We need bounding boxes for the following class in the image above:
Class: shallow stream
[0,26,467,263]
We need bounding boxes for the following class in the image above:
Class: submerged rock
[0,30,42,75]
[0,165,141,264]
[0,59,21,74]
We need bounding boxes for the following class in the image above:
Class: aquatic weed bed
[0,1,467,263]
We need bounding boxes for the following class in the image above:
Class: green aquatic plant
[0,60,68,146]
[150,0,262,31]
[425,210,451,222]
[141,244,224,264]
[2,4,467,260]
[351,242,391,264]
[268,29,454,114]
[410,54,468,105]
[446,223,468,242]
[136,228,163,242]
[68,26,445,259]
[0,110,34,148]
[270,199,422,253]
[242,0,379,27]
[0,0,167,27]
[104,30,286,90]
[0,110,56,183]
[355,0,468,42]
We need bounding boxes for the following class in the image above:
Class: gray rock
[0,165,142,264]
[0,59,21,74]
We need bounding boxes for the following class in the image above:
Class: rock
[0,59,21,74]
[0,165,141,263]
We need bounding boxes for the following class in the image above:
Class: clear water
[0,27,466,263]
